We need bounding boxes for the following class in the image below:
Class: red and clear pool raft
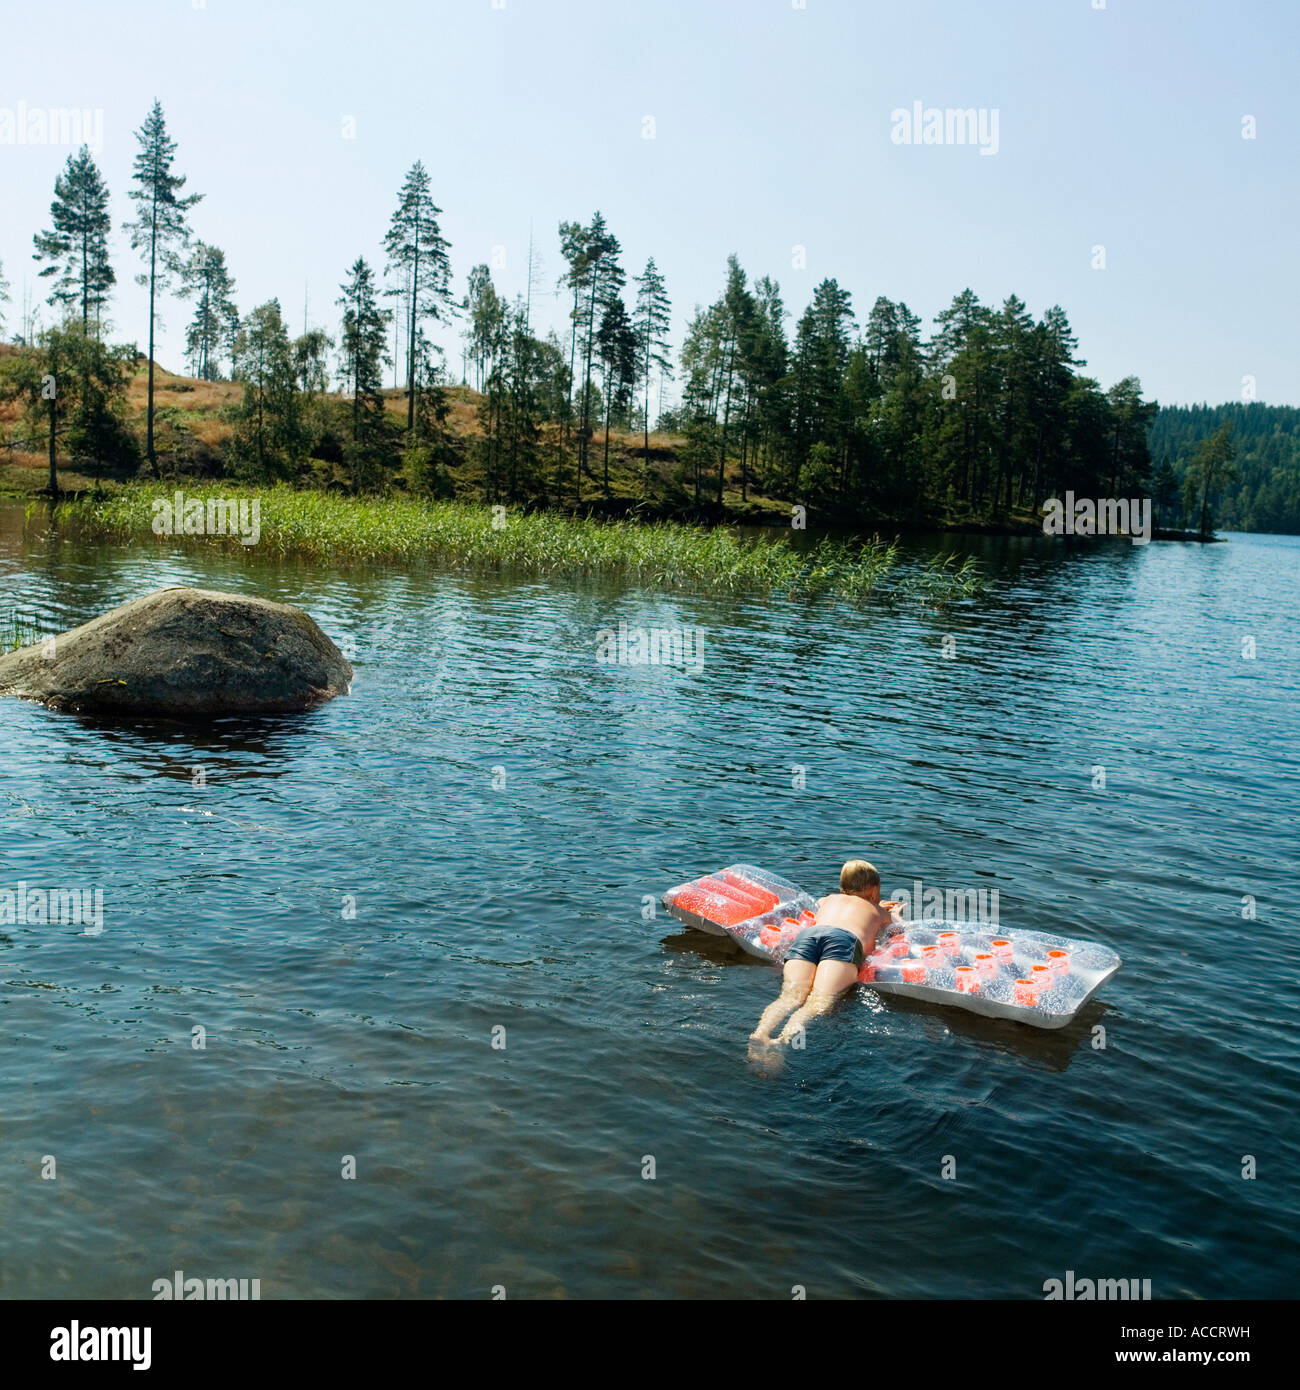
[661,864,1121,1030]
[662,864,818,937]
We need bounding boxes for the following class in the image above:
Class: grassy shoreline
[33,485,986,605]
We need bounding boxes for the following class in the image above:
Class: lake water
[1,502,1297,1299]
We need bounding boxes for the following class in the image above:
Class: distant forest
[1148,404,1300,534]
[2,100,1287,537]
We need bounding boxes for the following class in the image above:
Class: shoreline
[1,470,1230,545]
[22,483,989,607]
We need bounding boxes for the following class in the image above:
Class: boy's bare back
[814,891,893,957]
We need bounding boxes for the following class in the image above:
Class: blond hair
[840,859,880,894]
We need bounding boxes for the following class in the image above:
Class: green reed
[44,487,987,607]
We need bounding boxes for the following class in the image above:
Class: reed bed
[43,486,986,606]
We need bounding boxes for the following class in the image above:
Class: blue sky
[3,0,1296,407]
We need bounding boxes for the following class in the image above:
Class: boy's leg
[776,960,860,1043]
[751,960,816,1041]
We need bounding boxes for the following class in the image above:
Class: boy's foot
[746,1037,784,1070]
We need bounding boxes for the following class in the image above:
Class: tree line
[2,99,1263,536]
[664,268,1168,528]
[0,107,680,504]
[1149,403,1300,534]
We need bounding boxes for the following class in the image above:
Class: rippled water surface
[2,504,1297,1299]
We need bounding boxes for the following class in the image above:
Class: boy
[750,860,897,1046]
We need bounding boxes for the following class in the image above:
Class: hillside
[10,348,1296,536]
[0,348,802,524]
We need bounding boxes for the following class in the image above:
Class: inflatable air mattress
[662,864,1120,1030]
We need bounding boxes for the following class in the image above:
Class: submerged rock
[0,586,353,717]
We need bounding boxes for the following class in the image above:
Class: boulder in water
[0,586,353,717]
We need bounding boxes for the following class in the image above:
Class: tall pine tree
[596,293,637,494]
[632,257,672,492]
[32,146,115,332]
[557,220,592,450]
[123,101,201,472]
[383,162,453,436]
[574,212,623,498]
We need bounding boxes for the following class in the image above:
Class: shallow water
[1,505,1297,1299]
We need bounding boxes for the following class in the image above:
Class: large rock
[0,586,353,717]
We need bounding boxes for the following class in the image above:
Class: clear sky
[3,0,1296,407]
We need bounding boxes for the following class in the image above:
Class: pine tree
[293,327,334,454]
[992,294,1035,514]
[864,297,899,379]
[462,264,504,391]
[748,276,790,496]
[406,327,456,497]
[1106,375,1157,497]
[1151,455,1180,530]
[879,327,927,513]
[573,212,624,499]
[557,220,592,451]
[123,101,202,472]
[179,243,238,380]
[476,307,510,501]
[632,257,672,493]
[680,303,726,505]
[0,258,9,338]
[475,301,549,503]
[596,294,637,494]
[930,289,994,507]
[1188,421,1237,537]
[790,278,854,495]
[229,300,299,479]
[32,146,115,333]
[336,258,390,448]
[714,255,759,504]
[1028,306,1081,504]
[383,162,453,435]
[843,308,896,509]
[502,308,545,501]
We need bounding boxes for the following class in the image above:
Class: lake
[2,502,1297,1299]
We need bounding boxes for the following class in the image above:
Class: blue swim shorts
[786,925,865,970]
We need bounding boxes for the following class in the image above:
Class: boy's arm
[861,905,891,956]
[872,902,900,944]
